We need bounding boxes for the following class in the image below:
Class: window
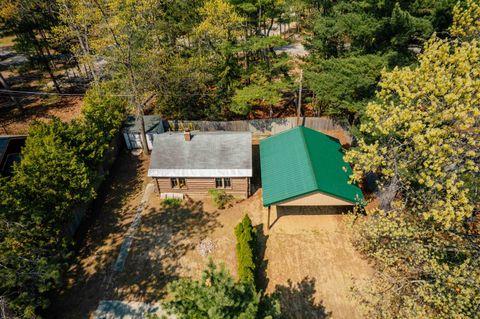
[223,178,231,189]
[215,178,232,189]
[171,178,187,189]
[178,178,186,189]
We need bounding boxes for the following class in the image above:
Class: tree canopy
[344,1,480,317]
[0,84,126,318]
[163,260,279,319]
[302,0,458,123]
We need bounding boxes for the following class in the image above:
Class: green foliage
[305,54,387,119]
[164,260,263,319]
[0,121,95,317]
[162,198,182,209]
[209,189,234,209]
[82,82,127,141]
[303,0,457,121]
[344,3,480,317]
[57,0,299,120]
[0,85,126,317]
[231,81,289,115]
[234,214,257,286]
[305,0,455,58]
[350,210,480,319]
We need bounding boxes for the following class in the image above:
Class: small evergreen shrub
[208,189,233,209]
[163,198,181,209]
[234,214,257,286]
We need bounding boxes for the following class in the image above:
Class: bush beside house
[234,214,257,286]
[208,189,234,209]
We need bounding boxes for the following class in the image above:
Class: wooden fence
[164,117,352,143]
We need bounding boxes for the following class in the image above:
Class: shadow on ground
[111,197,222,301]
[255,224,269,291]
[275,277,332,319]
[45,152,147,319]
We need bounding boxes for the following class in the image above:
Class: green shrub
[208,189,233,209]
[163,198,181,209]
[163,260,263,318]
[0,84,127,318]
[234,214,257,286]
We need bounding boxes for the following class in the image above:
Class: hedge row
[234,214,257,286]
[0,82,126,318]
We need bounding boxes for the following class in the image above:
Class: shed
[122,115,165,150]
[0,135,26,176]
[260,126,364,226]
[148,131,252,198]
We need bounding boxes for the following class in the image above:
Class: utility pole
[0,71,22,111]
[297,69,303,126]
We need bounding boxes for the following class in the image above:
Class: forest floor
[0,44,86,134]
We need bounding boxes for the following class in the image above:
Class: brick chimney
[184,129,191,141]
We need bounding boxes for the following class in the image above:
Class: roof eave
[263,189,365,207]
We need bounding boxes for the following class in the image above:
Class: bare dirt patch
[263,206,373,319]
[0,96,83,134]
[1,46,86,134]
[111,190,266,303]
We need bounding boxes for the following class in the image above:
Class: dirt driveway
[262,206,373,319]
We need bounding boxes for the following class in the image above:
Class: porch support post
[267,205,271,230]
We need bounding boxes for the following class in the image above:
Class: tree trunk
[38,29,57,71]
[0,72,22,111]
[267,18,274,36]
[29,31,62,93]
[138,107,149,154]
[297,69,303,126]
[63,3,99,83]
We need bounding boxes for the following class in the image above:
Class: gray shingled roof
[148,131,252,177]
[0,135,26,164]
[123,115,164,134]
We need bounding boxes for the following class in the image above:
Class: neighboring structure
[148,130,252,198]
[122,115,165,150]
[0,135,26,176]
[260,126,364,227]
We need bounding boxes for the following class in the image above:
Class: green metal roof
[260,126,364,206]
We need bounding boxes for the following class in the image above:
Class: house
[260,126,364,228]
[122,115,165,150]
[148,130,252,198]
[0,135,26,176]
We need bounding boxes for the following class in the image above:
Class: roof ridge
[298,126,319,190]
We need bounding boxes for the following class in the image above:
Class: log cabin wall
[154,177,250,198]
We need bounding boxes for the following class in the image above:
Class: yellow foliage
[194,0,245,41]
[346,34,479,228]
[450,0,480,39]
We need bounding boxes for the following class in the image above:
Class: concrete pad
[94,300,174,319]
